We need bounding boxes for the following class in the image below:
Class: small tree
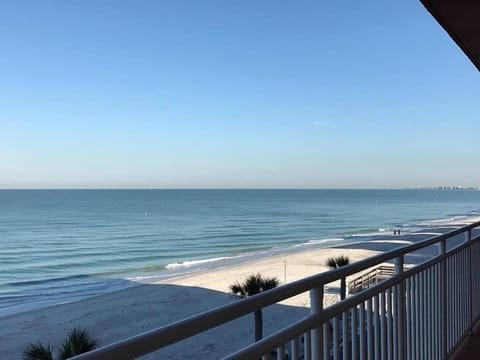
[23,328,98,360]
[22,343,53,360]
[326,255,350,300]
[59,328,98,359]
[230,274,279,342]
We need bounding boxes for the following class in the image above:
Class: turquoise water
[1,189,479,315]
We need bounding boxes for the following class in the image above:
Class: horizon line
[0,187,476,191]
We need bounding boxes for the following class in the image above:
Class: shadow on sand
[0,281,311,359]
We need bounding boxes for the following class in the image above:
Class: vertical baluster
[410,275,418,359]
[436,262,440,359]
[406,276,412,360]
[429,266,434,360]
[474,243,478,318]
[466,230,473,331]
[418,271,425,357]
[426,268,430,358]
[421,270,426,358]
[421,270,428,358]
[415,272,421,360]
[333,315,340,360]
[374,295,380,360]
[446,255,450,352]
[461,250,465,335]
[475,242,478,316]
[448,254,453,351]
[290,337,299,360]
[381,291,387,360]
[462,250,465,335]
[456,252,460,343]
[439,239,447,358]
[323,321,330,360]
[367,298,373,360]
[456,252,460,345]
[430,267,433,360]
[460,250,464,336]
[352,306,358,360]
[360,302,366,360]
[395,256,406,360]
[393,285,398,360]
[456,251,460,340]
[343,311,349,360]
[387,288,393,360]
[304,331,311,360]
[457,250,467,341]
[276,344,285,360]
[465,246,470,334]
[410,274,416,360]
[476,243,479,317]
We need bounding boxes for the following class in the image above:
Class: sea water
[1,189,479,315]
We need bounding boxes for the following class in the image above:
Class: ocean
[1,189,479,316]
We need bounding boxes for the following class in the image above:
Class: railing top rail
[72,220,480,360]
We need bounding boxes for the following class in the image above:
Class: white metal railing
[72,221,480,360]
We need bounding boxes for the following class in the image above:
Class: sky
[1,1,479,189]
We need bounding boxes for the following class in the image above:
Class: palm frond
[230,274,279,297]
[326,257,338,269]
[261,277,280,291]
[326,255,350,269]
[22,343,53,360]
[59,328,98,360]
[230,282,246,298]
[335,255,350,267]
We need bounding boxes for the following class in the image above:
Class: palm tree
[23,328,98,360]
[59,328,98,359]
[22,343,53,360]
[326,255,350,300]
[230,274,280,342]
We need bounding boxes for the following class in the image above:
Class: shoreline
[1,216,479,358]
[2,213,479,318]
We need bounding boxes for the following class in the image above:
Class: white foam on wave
[422,217,457,224]
[126,274,161,281]
[369,240,413,245]
[295,238,344,247]
[419,214,480,227]
[165,256,239,270]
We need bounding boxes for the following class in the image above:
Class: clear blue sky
[1,1,479,188]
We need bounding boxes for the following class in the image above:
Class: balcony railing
[73,221,480,360]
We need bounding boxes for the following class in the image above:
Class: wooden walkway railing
[348,265,396,294]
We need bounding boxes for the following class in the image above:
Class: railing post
[310,286,324,360]
[395,256,406,360]
[438,239,447,358]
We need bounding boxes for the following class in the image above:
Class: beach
[2,215,478,359]
[1,246,379,359]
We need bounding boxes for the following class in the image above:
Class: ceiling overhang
[420,0,480,71]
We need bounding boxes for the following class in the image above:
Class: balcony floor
[450,319,480,359]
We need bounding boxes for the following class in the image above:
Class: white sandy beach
[1,217,478,359]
